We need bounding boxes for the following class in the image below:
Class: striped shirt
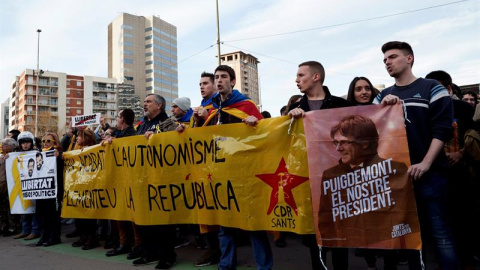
[374,78,453,168]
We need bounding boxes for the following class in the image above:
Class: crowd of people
[0,40,479,270]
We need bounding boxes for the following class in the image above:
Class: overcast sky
[1,0,478,116]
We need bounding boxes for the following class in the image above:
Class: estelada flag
[303,104,421,250]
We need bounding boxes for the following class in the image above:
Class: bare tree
[36,110,59,136]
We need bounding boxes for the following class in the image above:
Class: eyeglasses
[42,139,55,143]
[332,140,355,147]
[104,133,112,136]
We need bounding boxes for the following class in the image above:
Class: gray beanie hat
[172,97,191,112]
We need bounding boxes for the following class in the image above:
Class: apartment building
[8,69,137,134]
[220,51,261,106]
[0,98,9,138]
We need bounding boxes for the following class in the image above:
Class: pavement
[1,223,477,270]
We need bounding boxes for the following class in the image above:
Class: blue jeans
[218,227,273,270]
[21,213,41,235]
[411,170,459,269]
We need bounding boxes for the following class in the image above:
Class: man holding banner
[134,94,177,269]
[106,108,141,258]
[374,41,458,269]
[191,72,222,267]
[289,61,351,270]
[201,65,273,270]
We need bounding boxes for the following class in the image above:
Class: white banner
[72,113,100,127]
[6,151,58,214]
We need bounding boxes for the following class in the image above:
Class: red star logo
[207,173,212,181]
[255,158,309,215]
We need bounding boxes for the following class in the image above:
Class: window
[67,90,70,95]
[124,50,133,55]
[77,100,81,105]
[76,91,81,96]
[76,81,82,87]
[76,109,82,114]
[121,25,133,30]
[124,41,133,47]
[124,59,133,64]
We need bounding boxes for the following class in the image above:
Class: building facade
[108,13,178,109]
[9,69,65,135]
[84,76,118,125]
[8,69,131,135]
[459,83,480,95]
[117,83,143,121]
[220,51,261,106]
[0,98,9,139]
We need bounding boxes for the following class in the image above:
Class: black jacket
[136,111,175,135]
[289,86,351,112]
[117,126,137,138]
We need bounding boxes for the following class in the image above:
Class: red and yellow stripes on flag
[203,100,262,126]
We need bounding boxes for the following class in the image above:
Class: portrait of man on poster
[318,114,414,248]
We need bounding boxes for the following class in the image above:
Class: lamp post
[34,29,41,136]
[216,0,221,65]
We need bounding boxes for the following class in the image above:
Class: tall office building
[220,51,261,106]
[108,13,178,108]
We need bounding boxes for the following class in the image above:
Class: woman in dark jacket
[36,132,64,247]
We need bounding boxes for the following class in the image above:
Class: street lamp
[34,29,41,136]
[216,0,221,65]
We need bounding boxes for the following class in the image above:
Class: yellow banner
[62,116,315,234]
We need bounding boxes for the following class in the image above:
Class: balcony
[38,80,49,86]
[93,94,108,100]
[94,86,116,93]
[93,104,107,109]
[39,89,58,96]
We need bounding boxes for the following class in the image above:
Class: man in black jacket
[288,61,350,117]
[133,94,176,269]
[106,108,139,258]
[289,61,351,270]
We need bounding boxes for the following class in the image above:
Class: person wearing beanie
[172,97,193,127]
